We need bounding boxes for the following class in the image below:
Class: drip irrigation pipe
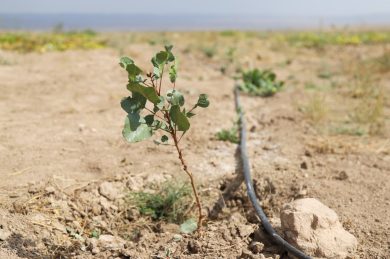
[234,87,312,259]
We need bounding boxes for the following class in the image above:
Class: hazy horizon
[2,0,390,16]
[1,0,390,31]
[1,13,390,31]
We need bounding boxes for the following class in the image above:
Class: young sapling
[119,45,210,229]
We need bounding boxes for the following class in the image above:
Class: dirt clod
[300,161,308,169]
[44,186,56,195]
[187,240,201,254]
[125,207,140,221]
[249,241,265,254]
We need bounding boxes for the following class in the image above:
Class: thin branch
[188,105,197,114]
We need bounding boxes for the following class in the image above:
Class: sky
[1,0,390,16]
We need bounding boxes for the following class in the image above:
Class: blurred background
[1,0,390,31]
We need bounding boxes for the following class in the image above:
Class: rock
[187,240,201,254]
[281,198,357,258]
[98,182,121,201]
[249,241,264,254]
[97,235,126,251]
[0,229,11,241]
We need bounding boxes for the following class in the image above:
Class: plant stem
[171,131,203,229]
[164,111,203,229]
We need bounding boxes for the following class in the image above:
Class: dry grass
[371,49,390,73]
[345,60,387,135]
[301,94,328,124]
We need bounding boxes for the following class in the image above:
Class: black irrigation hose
[234,87,312,259]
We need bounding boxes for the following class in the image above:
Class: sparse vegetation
[346,61,386,135]
[372,50,390,73]
[330,124,366,136]
[0,55,12,65]
[301,94,328,123]
[129,181,191,222]
[201,45,217,58]
[317,64,334,79]
[216,125,239,144]
[274,31,390,48]
[0,31,106,52]
[238,68,284,97]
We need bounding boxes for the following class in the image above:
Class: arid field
[0,30,389,258]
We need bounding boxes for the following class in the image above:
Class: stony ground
[0,32,389,258]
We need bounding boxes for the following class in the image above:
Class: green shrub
[201,45,217,58]
[216,126,239,144]
[239,69,283,97]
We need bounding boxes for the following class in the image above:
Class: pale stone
[98,182,121,201]
[97,235,126,251]
[281,198,357,259]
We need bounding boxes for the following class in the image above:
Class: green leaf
[127,82,160,104]
[156,51,168,64]
[165,45,173,52]
[186,112,196,118]
[144,115,154,126]
[126,63,142,81]
[170,105,190,131]
[165,45,175,62]
[166,89,185,106]
[119,57,134,69]
[90,229,100,239]
[196,94,210,108]
[122,113,153,143]
[120,92,147,113]
[180,218,197,234]
[169,63,178,83]
[151,56,158,68]
[161,135,169,142]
